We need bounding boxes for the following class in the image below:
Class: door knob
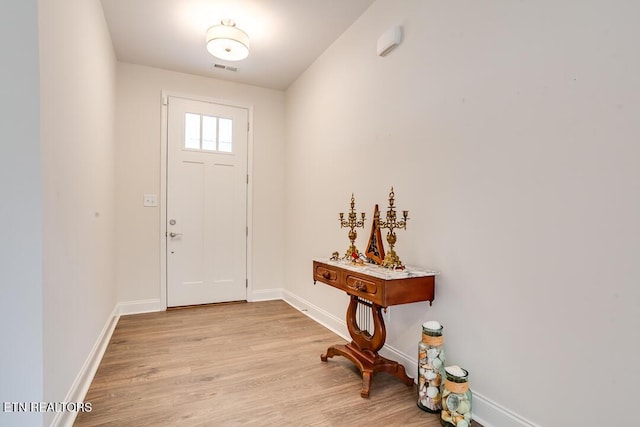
[169,232,182,238]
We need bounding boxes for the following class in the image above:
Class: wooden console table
[313,259,437,398]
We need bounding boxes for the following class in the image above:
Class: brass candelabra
[339,193,366,259]
[377,187,409,269]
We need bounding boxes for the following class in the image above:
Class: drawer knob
[322,271,331,279]
[355,281,366,291]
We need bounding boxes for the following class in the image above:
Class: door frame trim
[160,90,254,309]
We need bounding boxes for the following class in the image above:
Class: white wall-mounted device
[377,26,402,57]
[143,194,158,207]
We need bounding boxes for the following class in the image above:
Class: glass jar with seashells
[417,320,446,412]
[440,366,472,427]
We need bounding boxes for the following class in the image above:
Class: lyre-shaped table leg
[321,295,413,397]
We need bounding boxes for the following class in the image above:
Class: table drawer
[345,273,382,303]
[314,262,341,286]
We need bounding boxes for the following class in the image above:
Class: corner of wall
[50,304,120,427]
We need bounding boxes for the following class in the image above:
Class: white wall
[284,1,640,426]
[39,0,117,424]
[0,1,43,426]
[115,63,285,307]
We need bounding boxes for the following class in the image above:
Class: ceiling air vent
[213,63,238,72]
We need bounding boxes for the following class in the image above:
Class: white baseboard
[50,305,120,427]
[471,390,541,427]
[282,290,539,427]
[250,288,283,302]
[117,298,164,315]
[117,292,287,313]
[282,290,349,341]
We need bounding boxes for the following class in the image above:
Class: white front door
[166,96,248,307]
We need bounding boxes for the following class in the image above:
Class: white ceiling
[100,0,375,90]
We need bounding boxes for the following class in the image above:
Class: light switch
[143,194,158,207]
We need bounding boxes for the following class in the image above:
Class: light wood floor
[75,300,482,426]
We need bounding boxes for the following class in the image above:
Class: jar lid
[445,365,468,382]
[423,320,442,330]
[422,320,443,336]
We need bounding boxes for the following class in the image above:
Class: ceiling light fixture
[206,19,250,61]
